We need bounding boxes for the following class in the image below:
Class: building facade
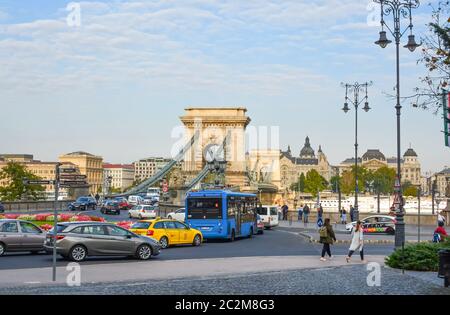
[133,157,172,183]
[0,155,79,200]
[339,148,422,186]
[59,151,103,195]
[433,168,450,197]
[103,164,135,192]
[279,137,333,189]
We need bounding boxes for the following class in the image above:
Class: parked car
[129,219,203,249]
[128,195,144,206]
[128,205,158,219]
[68,196,97,211]
[0,219,46,256]
[256,214,264,235]
[256,205,279,229]
[114,197,132,210]
[44,222,161,262]
[100,200,121,215]
[345,215,396,235]
[167,208,186,222]
[0,202,4,213]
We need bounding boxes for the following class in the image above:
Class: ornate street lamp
[341,81,373,221]
[373,0,421,249]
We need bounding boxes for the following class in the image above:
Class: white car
[167,208,186,222]
[128,195,144,206]
[128,205,158,219]
[345,215,396,235]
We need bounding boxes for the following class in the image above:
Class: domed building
[279,136,333,189]
[339,147,422,186]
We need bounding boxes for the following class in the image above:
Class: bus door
[235,201,242,235]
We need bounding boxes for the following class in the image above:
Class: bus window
[187,198,222,219]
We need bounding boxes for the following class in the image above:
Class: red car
[114,197,132,210]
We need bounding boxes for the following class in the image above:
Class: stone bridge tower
[180,107,250,188]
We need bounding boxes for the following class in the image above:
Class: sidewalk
[278,221,435,244]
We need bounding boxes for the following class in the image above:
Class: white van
[257,205,279,229]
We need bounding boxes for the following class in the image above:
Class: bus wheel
[229,230,235,242]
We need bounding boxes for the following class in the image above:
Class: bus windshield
[187,198,222,219]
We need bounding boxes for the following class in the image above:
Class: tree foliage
[290,173,306,192]
[404,1,450,112]
[303,170,328,197]
[0,162,45,201]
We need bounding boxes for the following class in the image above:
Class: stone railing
[1,200,76,213]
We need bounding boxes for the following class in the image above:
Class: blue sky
[0,0,448,173]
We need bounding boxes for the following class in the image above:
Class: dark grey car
[0,219,46,256]
[44,222,161,262]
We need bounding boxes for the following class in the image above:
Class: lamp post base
[395,211,406,249]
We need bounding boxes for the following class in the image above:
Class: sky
[0,0,449,174]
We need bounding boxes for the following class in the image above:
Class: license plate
[201,227,210,231]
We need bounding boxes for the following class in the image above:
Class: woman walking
[319,218,337,261]
[346,221,365,263]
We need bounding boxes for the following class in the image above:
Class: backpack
[319,226,328,238]
[433,232,441,243]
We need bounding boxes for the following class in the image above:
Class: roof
[387,157,404,164]
[438,168,450,175]
[404,148,418,157]
[362,149,386,161]
[103,163,134,169]
[300,136,315,157]
[341,158,362,164]
[63,151,95,157]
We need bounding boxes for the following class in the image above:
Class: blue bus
[185,190,257,241]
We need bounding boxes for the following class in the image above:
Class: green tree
[330,175,342,193]
[0,162,45,201]
[372,166,397,195]
[304,170,328,197]
[340,166,370,194]
[290,173,306,192]
[402,181,418,197]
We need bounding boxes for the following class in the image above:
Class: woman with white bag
[346,221,366,263]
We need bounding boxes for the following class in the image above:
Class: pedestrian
[346,221,365,263]
[319,218,337,261]
[95,193,100,205]
[433,221,448,243]
[318,203,324,219]
[298,205,303,222]
[338,207,342,223]
[438,211,446,226]
[350,205,355,222]
[303,204,310,225]
[341,208,347,225]
[282,204,289,221]
[277,204,282,221]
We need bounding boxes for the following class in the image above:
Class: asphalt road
[0,228,394,271]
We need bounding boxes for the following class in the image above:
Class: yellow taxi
[129,218,203,249]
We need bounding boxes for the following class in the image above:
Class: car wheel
[128,213,132,219]
[138,214,143,220]
[387,227,395,235]
[136,244,152,260]
[160,236,169,249]
[192,234,202,246]
[168,215,172,219]
[69,245,87,262]
[0,242,5,256]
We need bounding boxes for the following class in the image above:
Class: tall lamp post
[341,81,373,221]
[373,0,420,249]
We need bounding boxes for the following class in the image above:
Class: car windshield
[132,206,141,210]
[48,224,69,234]
[77,197,88,202]
[256,207,267,215]
[131,222,151,229]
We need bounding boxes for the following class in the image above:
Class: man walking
[282,204,289,221]
[303,204,310,225]
[298,204,303,222]
[350,205,355,222]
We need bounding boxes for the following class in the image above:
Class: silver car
[44,222,161,262]
[0,219,46,256]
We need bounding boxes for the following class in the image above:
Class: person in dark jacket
[350,205,355,222]
[320,218,337,261]
[282,204,288,221]
[303,204,310,224]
